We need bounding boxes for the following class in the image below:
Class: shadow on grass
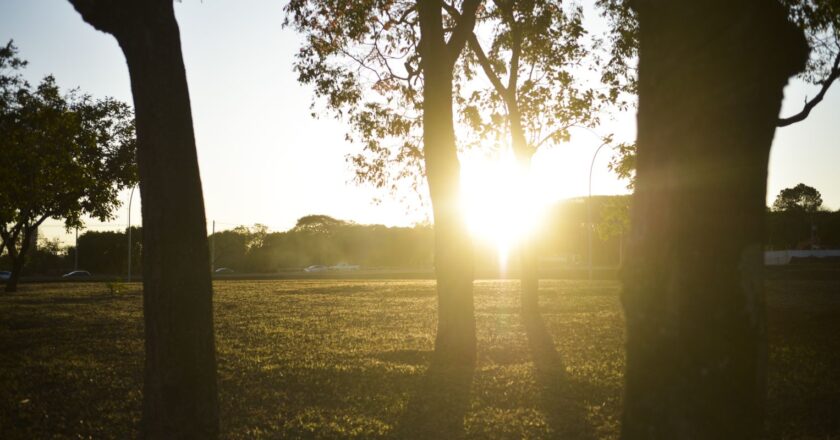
[7,292,141,306]
[522,304,596,439]
[392,352,475,439]
[374,349,430,366]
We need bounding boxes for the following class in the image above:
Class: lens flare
[460,147,546,272]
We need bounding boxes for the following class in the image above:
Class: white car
[304,265,328,273]
[62,270,92,279]
[330,263,360,271]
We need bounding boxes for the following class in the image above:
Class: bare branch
[777,50,840,127]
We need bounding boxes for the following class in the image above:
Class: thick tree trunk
[418,0,476,365]
[3,228,32,293]
[68,1,219,437]
[5,248,25,293]
[621,1,807,438]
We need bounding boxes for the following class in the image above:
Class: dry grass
[0,279,837,438]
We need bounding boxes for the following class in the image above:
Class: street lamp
[127,184,138,282]
[588,140,611,281]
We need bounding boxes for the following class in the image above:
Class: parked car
[304,265,328,273]
[62,270,92,279]
[0,271,11,281]
[214,267,235,274]
[329,263,360,271]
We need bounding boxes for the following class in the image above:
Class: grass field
[1,279,838,439]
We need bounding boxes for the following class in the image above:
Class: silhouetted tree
[0,42,136,292]
[602,0,839,187]
[69,228,142,275]
[67,1,219,437]
[772,183,824,212]
[621,1,808,438]
[293,215,348,234]
[287,0,482,363]
[457,0,612,310]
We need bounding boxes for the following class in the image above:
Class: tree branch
[777,50,840,127]
[444,0,482,67]
[507,20,522,93]
[467,33,508,97]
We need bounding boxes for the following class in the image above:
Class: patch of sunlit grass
[0,279,837,438]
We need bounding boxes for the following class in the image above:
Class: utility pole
[211,220,215,273]
[74,227,79,271]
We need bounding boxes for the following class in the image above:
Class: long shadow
[522,304,596,439]
[392,350,475,439]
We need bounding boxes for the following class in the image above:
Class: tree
[456,0,611,310]
[0,42,136,293]
[67,1,219,437]
[286,0,483,363]
[772,183,823,212]
[293,215,349,233]
[602,0,840,187]
[621,1,807,438]
[69,227,142,275]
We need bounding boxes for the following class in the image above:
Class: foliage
[457,0,610,157]
[284,0,428,201]
[595,195,630,241]
[767,210,840,249]
[230,218,436,272]
[285,2,633,205]
[1,280,837,438]
[772,183,824,212]
[606,142,635,189]
[0,41,136,288]
[293,215,349,233]
[70,227,142,275]
[601,1,840,184]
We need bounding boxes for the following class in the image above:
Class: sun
[460,147,546,270]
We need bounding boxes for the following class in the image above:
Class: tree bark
[621,1,808,438]
[4,238,27,293]
[418,0,477,365]
[507,100,540,312]
[3,227,33,293]
[68,1,219,437]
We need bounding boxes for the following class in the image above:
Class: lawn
[0,279,838,439]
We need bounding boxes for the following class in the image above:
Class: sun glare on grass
[460,147,547,272]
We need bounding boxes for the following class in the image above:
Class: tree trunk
[5,246,25,293]
[621,1,807,438]
[4,228,33,293]
[68,1,219,437]
[508,102,539,312]
[418,0,476,365]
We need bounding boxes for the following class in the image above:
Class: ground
[0,279,838,439]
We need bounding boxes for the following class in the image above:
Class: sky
[2,0,838,245]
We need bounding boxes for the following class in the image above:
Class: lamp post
[588,140,610,281]
[127,184,137,282]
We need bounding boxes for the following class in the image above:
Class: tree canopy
[0,41,137,291]
[772,183,824,212]
[457,0,609,160]
[603,0,840,187]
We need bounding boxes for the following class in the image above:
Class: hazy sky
[2,0,838,244]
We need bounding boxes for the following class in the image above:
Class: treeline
[210,216,434,272]
[6,202,840,277]
[767,210,840,250]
